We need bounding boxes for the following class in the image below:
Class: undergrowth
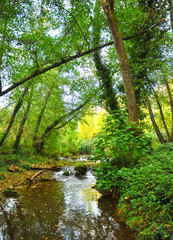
[95,143,173,239]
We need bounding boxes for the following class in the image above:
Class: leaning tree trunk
[37,100,90,153]
[13,90,33,150]
[151,84,171,141]
[33,82,55,150]
[165,79,173,140]
[0,20,8,92]
[169,0,173,31]
[147,96,166,144]
[100,0,138,123]
[0,80,33,146]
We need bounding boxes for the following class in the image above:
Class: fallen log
[27,169,45,182]
[31,166,61,171]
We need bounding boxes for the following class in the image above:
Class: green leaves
[117,142,173,239]
[93,112,151,169]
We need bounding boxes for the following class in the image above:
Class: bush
[94,161,120,194]
[117,146,173,239]
[94,137,173,239]
[93,112,152,169]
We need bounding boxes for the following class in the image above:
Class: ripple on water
[0,170,136,240]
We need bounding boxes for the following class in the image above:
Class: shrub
[94,161,120,194]
[93,112,151,169]
[117,146,173,239]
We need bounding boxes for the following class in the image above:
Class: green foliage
[79,139,93,155]
[0,173,6,180]
[93,112,152,169]
[18,163,31,170]
[0,149,57,173]
[94,132,173,239]
[63,171,70,176]
[117,143,173,239]
[94,161,119,193]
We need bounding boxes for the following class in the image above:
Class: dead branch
[27,169,45,182]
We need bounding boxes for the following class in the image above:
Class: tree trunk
[93,2,118,113]
[13,88,33,150]
[151,85,171,141]
[37,100,90,153]
[100,0,138,123]
[147,96,166,144]
[165,79,173,140]
[93,52,119,113]
[0,80,33,146]
[0,20,7,92]
[169,0,173,31]
[33,82,55,150]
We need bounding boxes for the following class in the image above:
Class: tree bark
[33,82,55,149]
[169,0,173,31]
[100,0,138,123]
[0,80,33,146]
[92,2,118,113]
[27,170,45,182]
[147,96,166,144]
[151,85,171,141]
[165,79,173,140]
[36,99,90,153]
[13,87,33,150]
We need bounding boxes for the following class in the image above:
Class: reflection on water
[0,169,136,240]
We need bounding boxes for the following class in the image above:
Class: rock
[3,189,20,197]
[63,171,70,176]
[74,164,88,176]
[39,177,55,181]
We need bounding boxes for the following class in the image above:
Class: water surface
[0,168,136,240]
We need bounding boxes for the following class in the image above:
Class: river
[0,167,136,240]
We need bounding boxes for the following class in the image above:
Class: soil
[0,166,55,194]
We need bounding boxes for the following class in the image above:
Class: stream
[0,167,136,240]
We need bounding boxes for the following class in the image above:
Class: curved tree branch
[0,18,165,97]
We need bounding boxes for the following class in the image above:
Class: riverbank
[0,150,98,194]
[94,143,173,240]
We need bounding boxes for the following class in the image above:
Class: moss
[74,164,88,175]
[40,176,55,181]
[63,171,70,176]
[19,163,31,170]
[3,189,20,197]
[0,173,6,180]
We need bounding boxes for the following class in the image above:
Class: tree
[13,85,34,150]
[100,0,139,123]
[33,81,55,150]
[92,2,119,113]
[0,80,33,146]
[36,99,90,153]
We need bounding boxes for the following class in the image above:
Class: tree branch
[0,18,165,97]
